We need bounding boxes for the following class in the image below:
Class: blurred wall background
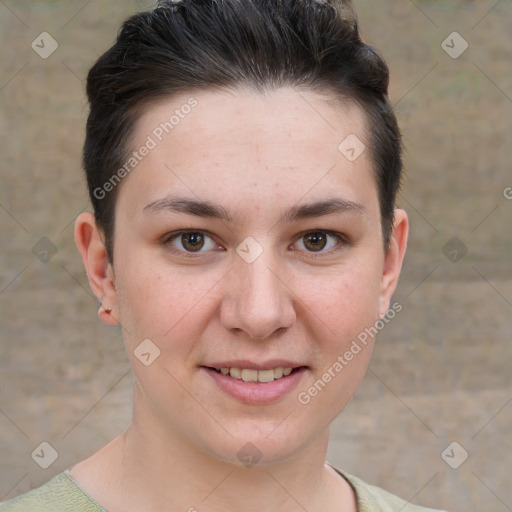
[0,1,511,510]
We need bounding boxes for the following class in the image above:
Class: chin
[195,421,318,469]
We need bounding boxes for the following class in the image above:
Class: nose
[220,251,296,340]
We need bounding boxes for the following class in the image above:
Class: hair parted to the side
[84,0,402,263]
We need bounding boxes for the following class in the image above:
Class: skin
[73,87,408,512]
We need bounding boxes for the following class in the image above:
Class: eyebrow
[281,197,365,223]
[143,195,365,223]
[143,196,238,223]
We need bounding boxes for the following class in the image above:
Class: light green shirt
[0,466,447,511]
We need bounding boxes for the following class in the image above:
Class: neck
[70,392,356,512]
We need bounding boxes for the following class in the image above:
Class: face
[77,87,407,466]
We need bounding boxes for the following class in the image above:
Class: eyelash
[160,229,350,258]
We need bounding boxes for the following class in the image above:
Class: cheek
[114,259,212,403]
[301,262,383,341]
[295,267,380,421]
[115,256,223,349]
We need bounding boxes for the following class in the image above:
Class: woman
[1,0,447,510]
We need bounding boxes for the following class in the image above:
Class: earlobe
[378,209,409,318]
[74,212,120,326]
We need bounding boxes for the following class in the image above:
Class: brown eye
[303,232,328,252]
[163,230,219,255]
[181,232,205,252]
[294,230,346,255]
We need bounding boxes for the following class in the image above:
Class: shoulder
[0,471,105,512]
[330,466,449,512]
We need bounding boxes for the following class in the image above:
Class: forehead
[119,87,378,220]
[136,86,368,154]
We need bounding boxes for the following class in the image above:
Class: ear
[74,212,119,326]
[378,208,409,318]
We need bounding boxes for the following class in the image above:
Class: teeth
[257,369,275,383]
[241,369,258,382]
[219,367,295,382]
[229,368,241,379]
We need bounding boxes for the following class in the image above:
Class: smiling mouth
[206,366,306,383]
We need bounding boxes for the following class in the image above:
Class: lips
[201,361,307,404]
